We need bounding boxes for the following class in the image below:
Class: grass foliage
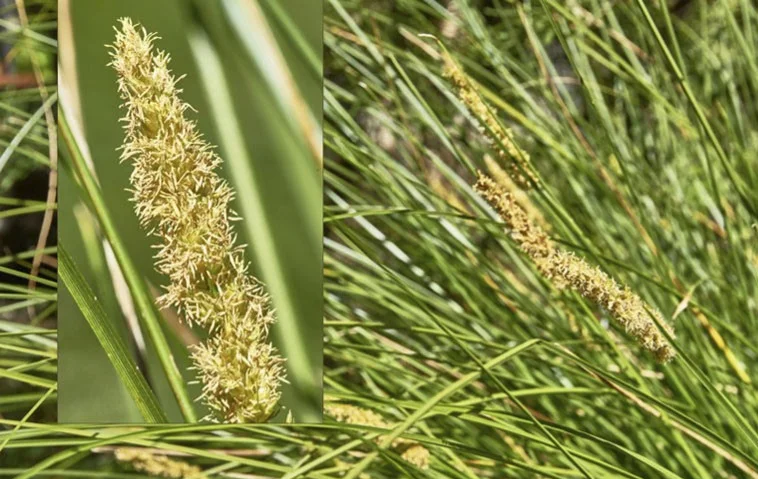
[3,0,758,477]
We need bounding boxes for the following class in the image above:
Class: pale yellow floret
[401,444,431,470]
[485,155,549,232]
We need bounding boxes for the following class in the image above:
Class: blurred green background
[59,0,322,423]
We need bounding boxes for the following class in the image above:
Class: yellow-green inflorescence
[442,52,538,188]
[325,402,431,470]
[475,173,676,363]
[114,448,203,479]
[110,18,285,422]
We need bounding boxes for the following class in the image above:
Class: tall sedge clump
[110,18,284,422]
[475,173,676,363]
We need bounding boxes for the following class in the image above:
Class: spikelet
[475,173,676,363]
[485,155,549,232]
[192,319,283,423]
[442,52,538,188]
[326,403,389,429]
[401,444,431,470]
[325,403,431,470]
[114,448,203,478]
[474,174,551,261]
[110,18,284,422]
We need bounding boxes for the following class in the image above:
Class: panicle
[475,172,676,363]
[110,18,285,422]
[442,52,538,188]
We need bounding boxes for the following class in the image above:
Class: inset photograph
[58,0,322,423]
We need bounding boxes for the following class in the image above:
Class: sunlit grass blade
[58,244,166,423]
[187,27,321,422]
[221,0,322,166]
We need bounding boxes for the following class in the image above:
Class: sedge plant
[4,0,758,478]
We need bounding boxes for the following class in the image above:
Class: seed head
[474,173,551,260]
[475,172,676,362]
[485,155,549,231]
[110,18,285,422]
[114,448,203,479]
[325,403,431,470]
[192,320,285,423]
[401,444,431,470]
[443,53,538,188]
